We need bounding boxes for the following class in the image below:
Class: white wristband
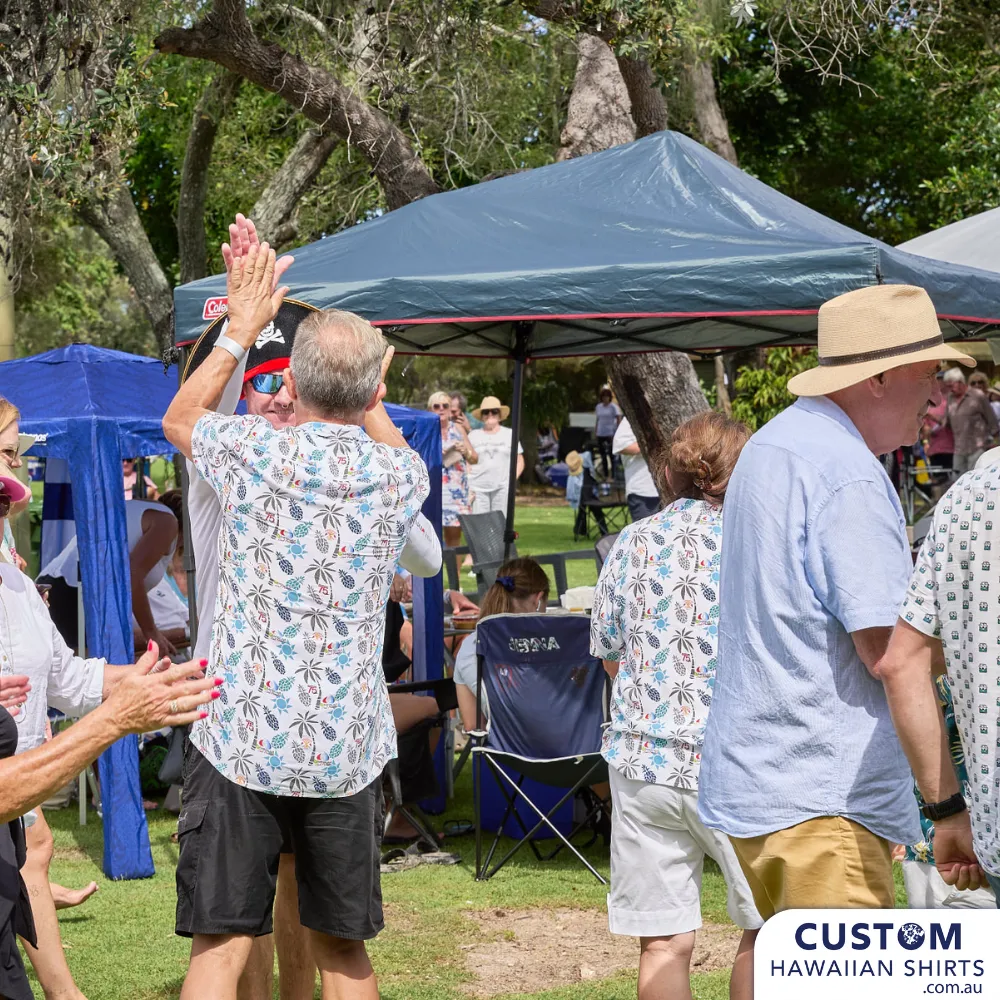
[214,333,247,362]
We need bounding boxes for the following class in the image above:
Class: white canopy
[899,207,1000,272]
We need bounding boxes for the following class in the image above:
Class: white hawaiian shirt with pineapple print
[591,498,722,789]
[191,412,430,797]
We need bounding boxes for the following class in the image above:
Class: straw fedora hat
[565,451,583,476]
[472,395,510,421]
[787,285,975,397]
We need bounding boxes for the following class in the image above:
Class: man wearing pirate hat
[699,285,985,918]
[180,217,318,1000]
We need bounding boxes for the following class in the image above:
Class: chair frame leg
[478,756,607,884]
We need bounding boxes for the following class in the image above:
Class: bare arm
[0,659,214,824]
[851,625,893,679]
[603,658,619,680]
[130,510,178,654]
[459,425,478,465]
[516,453,525,479]
[163,243,289,460]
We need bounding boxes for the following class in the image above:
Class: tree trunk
[0,185,15,362]
[154,0,439,210]
[615,55,668,137]
[682,53,738,166]
[178,70,242,284]
[251,129,339,246]
[79,181,175,354]
[714,355,731,414]
[557,35,635,160]
[607,354,709,497]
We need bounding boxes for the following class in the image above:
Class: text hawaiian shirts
[590,498,721,789]
[901,464,1000,875]
[191,413,430,797]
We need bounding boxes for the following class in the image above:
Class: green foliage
[730,347,817,430]
[14,211,156,356]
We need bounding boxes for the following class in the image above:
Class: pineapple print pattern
[590,498,722,789]
[191,412,429,797]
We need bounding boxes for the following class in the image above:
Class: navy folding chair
[472,613,609,883]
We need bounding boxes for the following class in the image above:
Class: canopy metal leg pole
[503,323,533,563]
[77,585,87,826]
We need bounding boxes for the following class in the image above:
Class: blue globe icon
[898,923,925,950]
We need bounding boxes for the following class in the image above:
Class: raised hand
[380,344,395,385]
[221,213,294,294]
[226,243,290,350]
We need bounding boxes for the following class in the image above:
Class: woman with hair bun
[451,558,549,731]
[591,411,761,1000]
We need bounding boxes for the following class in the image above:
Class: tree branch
[177,70,242,284]
[154,0,439,210]
[251,128,339,246]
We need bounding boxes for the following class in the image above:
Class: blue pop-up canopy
[0,345,178,879]
[0,345,443,877]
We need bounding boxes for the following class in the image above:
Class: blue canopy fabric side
[174,131,1000,356]
[0,346,179,879]
[383,403,443,683]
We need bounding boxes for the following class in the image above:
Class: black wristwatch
[920,792,967,822]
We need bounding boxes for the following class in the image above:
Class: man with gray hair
[943,366,998,473]
[163,242,440,1000]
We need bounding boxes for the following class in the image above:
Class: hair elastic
[496,575,516,592]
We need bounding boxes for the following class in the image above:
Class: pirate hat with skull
[182,298,320,390]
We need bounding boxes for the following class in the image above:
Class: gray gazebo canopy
[174,130,1000,549]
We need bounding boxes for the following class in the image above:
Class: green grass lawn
[507,501,600,593]
[38,760,738,1000]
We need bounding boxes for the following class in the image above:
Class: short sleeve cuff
[81,659,107,716]
[837,605,903,634]
[899,602,941,639]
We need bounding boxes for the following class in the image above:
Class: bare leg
[442,526,462,549]
[50,881,98,911]
[637,933,695,1000]
[729,929,758,1000]
[237,934,274,1000]
[181,933,254,1000]
[274,854,317,1000]
[21,809,87,1000]
[310,932,378,1000]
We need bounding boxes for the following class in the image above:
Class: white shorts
[901,859,996,910]
[608,767,763,937]
[471,487,508,515]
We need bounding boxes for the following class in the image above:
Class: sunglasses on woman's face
[0,448,18,466]
[248,373,285,395]
[481,408,501,417]
[431,403,450,411]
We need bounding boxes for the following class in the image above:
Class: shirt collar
[792,395,867,448]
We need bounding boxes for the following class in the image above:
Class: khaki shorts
[729,816,894,920]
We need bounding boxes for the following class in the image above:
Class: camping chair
[471,613,609,883]
[384,677,459,856]
[457,512,595,603]
[594,531,620,570]
[578,469,630,540]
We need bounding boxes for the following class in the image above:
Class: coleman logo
[202,296,228,320]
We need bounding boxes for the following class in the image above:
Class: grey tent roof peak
[175,131,1000,357]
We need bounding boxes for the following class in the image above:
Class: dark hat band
[818,334,945,367]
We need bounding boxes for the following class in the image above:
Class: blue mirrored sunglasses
[248,373,285,394]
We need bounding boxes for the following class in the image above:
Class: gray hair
[449,391,467,410]
[290,309,386,418]
[942,367,967,384]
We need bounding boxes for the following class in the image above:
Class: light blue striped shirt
[698,395,921,845]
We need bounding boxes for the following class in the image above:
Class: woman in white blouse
[0,465,197,1000]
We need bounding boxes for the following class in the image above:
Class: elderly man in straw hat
[697,284,976,917]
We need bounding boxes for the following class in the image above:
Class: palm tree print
[188,413,430,798]
[591,498,725,790]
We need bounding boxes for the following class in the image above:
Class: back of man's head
[290,309,386,420]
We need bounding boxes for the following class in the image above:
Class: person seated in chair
[452,558,549,733]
